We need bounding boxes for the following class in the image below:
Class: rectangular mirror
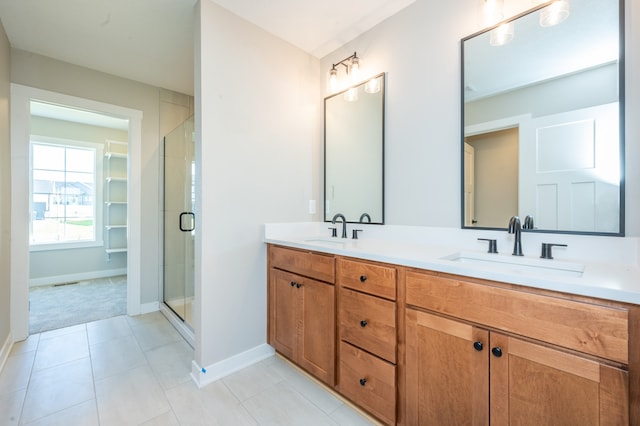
[462,0,624,235]
[325,73,385,224]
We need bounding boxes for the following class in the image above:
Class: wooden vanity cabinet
[268,245,336,385]
[404,270,630,425]
[336,258,398,425]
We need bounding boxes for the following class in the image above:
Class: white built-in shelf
[105,140,128,259]
[105,248,127,254]
[106,177,127,183]
[105,152,127,159]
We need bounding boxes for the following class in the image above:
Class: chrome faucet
[359,213,371,223]
[508,216,524,256]
[332,213,348,238]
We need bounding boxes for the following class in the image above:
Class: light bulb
[483,0,504,26]
[328,68,338,93]
[350,57,360,82]
[540,0,570,27]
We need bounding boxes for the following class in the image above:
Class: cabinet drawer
[337,258,396,300]
[338,341,396,425]
[269,245,335,283]
[405,271,629,364]
[339,288,396,362]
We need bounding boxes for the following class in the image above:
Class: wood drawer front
[339,288,397,363]
[405,271,629,364]
[269,245,335,283]
[338,341,396,425]
[337,258,396,300]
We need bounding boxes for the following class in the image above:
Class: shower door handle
[179,212,195,232]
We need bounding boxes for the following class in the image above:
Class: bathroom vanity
[265,223,640,425]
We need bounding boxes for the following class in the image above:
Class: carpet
[29,275,127,334]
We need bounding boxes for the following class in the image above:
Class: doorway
[162,116,195,331]
[10,84,143,341]
[27,102,129,333]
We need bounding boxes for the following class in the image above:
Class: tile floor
[0,312,377,425]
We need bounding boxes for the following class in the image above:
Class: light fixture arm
[332,52,358,73]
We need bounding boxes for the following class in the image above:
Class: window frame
[29,135,104,251]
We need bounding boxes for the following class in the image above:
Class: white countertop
[264,222,640,305]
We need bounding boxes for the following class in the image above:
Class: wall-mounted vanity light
[328,52,360,93]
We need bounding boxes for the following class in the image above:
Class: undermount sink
[441,251,584,278]
[304,238,346,246]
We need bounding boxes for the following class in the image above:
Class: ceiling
[0,0,415,96]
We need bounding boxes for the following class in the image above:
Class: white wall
[320,0,640,237]
[0,20,11,349]
[195,0,320,373]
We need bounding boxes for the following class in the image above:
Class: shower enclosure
[162,116,195,328]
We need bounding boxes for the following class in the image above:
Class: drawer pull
[360,320,368,328]
[492,347,503,358]
[359,378,367,386]
[473,341,484,351]
[290,281,296,287]
[359,275,367,282]
[296,283,302,289]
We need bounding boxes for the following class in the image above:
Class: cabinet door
[268,269,298,360]
[405,309,489,425]
[299,276,335,385]
[490,333,629,426]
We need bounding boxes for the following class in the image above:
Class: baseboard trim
[191,343,276,388]
[29,268,127,287]
[139,302,160,315]
[0,332,13,374]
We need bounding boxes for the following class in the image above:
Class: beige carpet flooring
[29,275,127,334]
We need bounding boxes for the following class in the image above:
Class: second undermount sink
[441,251,585,278]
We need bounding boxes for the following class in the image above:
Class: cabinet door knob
[359,378,367,386]
[492,347,503,358]
[360,320,368,327]
[359,275,367,282]
[473,341,484,351]
[296,283,302,289]
[290,281,296,287]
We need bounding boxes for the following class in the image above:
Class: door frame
[10,84,143,341]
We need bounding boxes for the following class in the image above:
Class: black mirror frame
[460,0,625,237]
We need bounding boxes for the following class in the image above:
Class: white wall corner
[190,344,276,388]
[0,332,13,373]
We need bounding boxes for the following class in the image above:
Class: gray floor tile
[21,357,94,424]
[165,380,257,426]
[23,399,99,426]
[95,364,170,426]
[242,381,338,426]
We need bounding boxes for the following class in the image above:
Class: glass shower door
[163,116,195,326]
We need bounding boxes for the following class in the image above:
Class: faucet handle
[328,227,337,238]
[540,243,567,259]
[478,238,498,254]
[352,229,363,239]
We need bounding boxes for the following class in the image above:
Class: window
[30,139,103,248]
